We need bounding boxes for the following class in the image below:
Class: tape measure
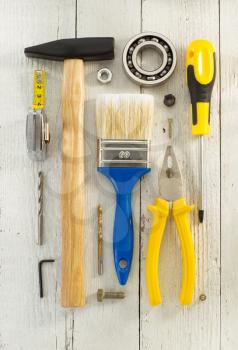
[32,70,45,110]
[26,69,50,161]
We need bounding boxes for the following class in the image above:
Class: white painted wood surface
[220,1,238,349]
[0,0,236,349]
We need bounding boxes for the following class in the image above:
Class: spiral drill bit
[98,205,103,275]
[37,171,44,245]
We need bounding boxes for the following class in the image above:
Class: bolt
[164,94,176,107]
[199,294,207,302]
[168,118,173,138]
[97,289,125,302]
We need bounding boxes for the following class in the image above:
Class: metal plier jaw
[146,146,195,306]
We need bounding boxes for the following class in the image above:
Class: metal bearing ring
[123,32,176,86]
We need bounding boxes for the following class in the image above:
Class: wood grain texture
[0,0,237,349]
[220,1,238,348]
[140,1,220,349]
[72,1,142,350]
[61,59,85,307]
[0,0,75,349]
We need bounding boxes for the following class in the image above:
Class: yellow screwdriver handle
[146,198,169,306]
[172,198,195,305]
[186,40,215,135]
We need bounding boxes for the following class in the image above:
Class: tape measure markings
[32,70,45,110]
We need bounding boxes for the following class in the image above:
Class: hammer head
[24,37,114,61]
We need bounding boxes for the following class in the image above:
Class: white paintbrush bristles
[96,94,154,140]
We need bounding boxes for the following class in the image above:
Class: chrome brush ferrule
[98,139,150,168]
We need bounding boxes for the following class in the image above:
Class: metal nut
[199,294,207,302]
[164,94,176,107]
[97,68,112,84]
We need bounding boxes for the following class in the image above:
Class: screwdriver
[186,40,216,223]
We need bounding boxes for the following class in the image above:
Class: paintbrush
[96,94,154,285]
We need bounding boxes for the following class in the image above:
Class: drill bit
[37,171,43,245]
[98,205,103,275]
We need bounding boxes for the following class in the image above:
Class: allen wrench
[38,259,55,298]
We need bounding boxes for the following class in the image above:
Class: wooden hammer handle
[61,59,85,307]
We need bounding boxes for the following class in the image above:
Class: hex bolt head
[164,94,176,107]
[97,289,104,302]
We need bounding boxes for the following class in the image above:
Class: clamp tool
[146,146,195,306]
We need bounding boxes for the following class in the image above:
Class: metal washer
[123,32,177,86]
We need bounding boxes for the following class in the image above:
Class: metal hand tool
[146,146,195,306]
[37,171,44,245]
[123,32,176,86]
[25,37,114,307]
[98,205,103,275]
[38,259,55,298]
[186,40,216,223]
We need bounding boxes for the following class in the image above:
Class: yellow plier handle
[146,198,169,306]
[146,198,195,306]
[173,198,195,305]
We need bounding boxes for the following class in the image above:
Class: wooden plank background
[0,0,236,349]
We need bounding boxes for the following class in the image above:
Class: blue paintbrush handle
[98,167,150,285]
[113,192,133,285]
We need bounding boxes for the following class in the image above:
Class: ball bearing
[123,32,176,86]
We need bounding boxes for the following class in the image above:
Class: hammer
[25,37,114,307]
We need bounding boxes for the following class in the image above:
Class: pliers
[146,145,195,306]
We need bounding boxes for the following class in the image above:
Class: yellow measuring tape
[32,70,45,110]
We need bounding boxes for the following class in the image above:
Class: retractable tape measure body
[26,70,50,161]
